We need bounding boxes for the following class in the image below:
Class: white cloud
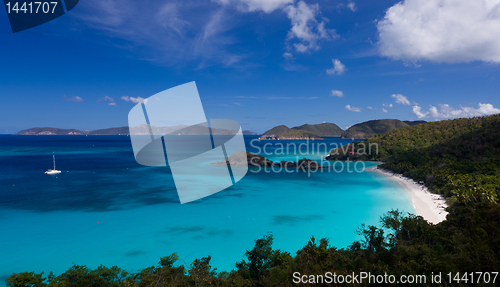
[284,1,338,53]
[74,0,335,67]
[412,105,428,118]
[121,96,147,104]
[215,0,336,54]
[331,90,344,97]
[383,103,393,108]
[412,103,500,119]
[234,95,258,99]
[63,95,84,102]
[326,59,346,76]
[194,9,246,69]
[391,94,410,105]
[74,1,250,67]
[97,96,117,106]
[382,108,388,113]
[347,1,357,12]
[213,0,292,13]
[377,0,500,63]
[234,96,259,99]
[367,106,376,111]
[155,3,192,36]
[74,1,199,65]
[283,52,294,59]
[345,104,361,112]
[337,1,357,12]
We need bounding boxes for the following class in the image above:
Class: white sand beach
[367,166,448,224]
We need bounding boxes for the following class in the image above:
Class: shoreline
[367,166,448,224]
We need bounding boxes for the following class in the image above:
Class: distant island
[15,127,261,136]
[258,120,427,140]
[260,123,343,140]
[242,130,260,135]
[15,119,425,138]
[341,119,426,139]
[15,127,130,135]
[260,130,323,140]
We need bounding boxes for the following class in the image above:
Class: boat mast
[53,154,56,170]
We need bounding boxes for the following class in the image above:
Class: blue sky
[1,0,500,133]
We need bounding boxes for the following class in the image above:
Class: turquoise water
[0,135,413,282]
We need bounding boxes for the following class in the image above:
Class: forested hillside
[292,123,343,137]
[262,123,344,137]
[262,125,291,136]
[328,114,500,204]
[341,119,409,139]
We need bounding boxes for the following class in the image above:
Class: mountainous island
[242,130,259,135]
[15,127,131,135]
[15,127,261,136]
[260,122,343,140]
[259,120,425,140]
[291,123,344,136]
[341,119,426,139]
[16,120,424,139]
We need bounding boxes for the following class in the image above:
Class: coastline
[367,166,448,224]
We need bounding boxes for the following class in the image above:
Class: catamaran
[45,154,62,175]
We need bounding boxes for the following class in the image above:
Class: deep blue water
[0,135,413,282]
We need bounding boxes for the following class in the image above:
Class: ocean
[0,135,413,282]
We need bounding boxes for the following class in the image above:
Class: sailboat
[45,154,62,175]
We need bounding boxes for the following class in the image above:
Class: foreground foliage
[8,115,500,286]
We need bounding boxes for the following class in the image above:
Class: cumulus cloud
[97,96,117,106]
[326,59,346,75]
[284,1,338,53]
[412,103,500,119]
[391,94,410,105]
[63,95,84,102]
[345,104,361,112]
[383,103,393,108]
[121,96,147,104]
[331,90,344,97]
[382,108,388,113]
[215,0,336,54]
[377,0,500,63]
[412,105,428,118]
